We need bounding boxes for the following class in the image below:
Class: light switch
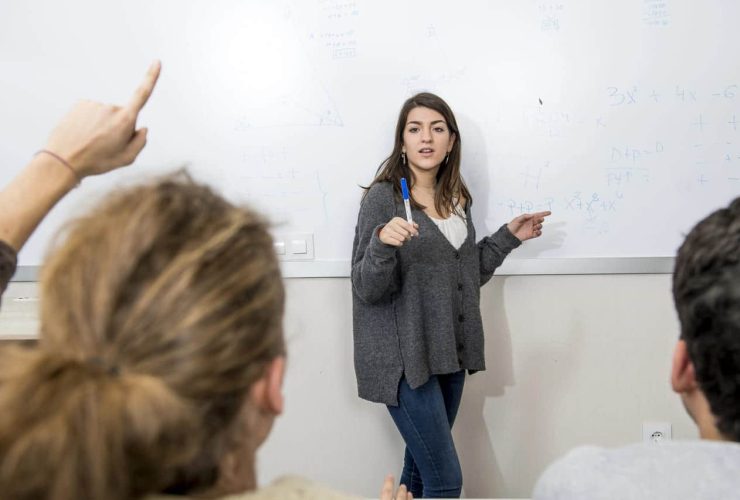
[272,232,313,261]
[290,239,308,254]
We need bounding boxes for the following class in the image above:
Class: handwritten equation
[643,0,670,27]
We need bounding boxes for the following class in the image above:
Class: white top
[533,440,740,500]
[429,210,468,250]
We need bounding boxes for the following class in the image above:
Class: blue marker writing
[400,177,413,225]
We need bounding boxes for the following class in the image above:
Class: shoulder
[359,182,396,216]
[534,441,740,500]
[533,445,617,500]
[656,439,740,468]
[535,446,603,490]
[364,181,395,203]
[222,476,360,500]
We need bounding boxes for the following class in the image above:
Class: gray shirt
[533,441,740,500]
[351,182,521,405]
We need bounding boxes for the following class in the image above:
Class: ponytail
[0,344,199,500]
[2,175,288,497]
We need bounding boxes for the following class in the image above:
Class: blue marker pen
[400,177,413,225]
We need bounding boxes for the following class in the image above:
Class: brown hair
[366,92,471,217]
[0,173,285,499]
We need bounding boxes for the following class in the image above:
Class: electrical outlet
[642,422,672,444]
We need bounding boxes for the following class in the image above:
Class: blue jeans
[387,370,466,498]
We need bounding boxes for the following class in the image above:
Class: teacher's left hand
[507,211,551,242]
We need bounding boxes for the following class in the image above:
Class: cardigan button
[454,251,460,259]
[458,314,465,323]
[457,283,463,291]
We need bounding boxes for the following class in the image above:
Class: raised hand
[0,61,161,251]
[43,60,161,179]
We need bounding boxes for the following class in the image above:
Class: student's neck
[204,450,258,498]
[686,390,729,442]
[697,414,727,441]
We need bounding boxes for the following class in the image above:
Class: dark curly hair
[672,196,740,442]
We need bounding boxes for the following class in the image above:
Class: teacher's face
[402,106,455,176]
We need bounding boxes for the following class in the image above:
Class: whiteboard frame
[11,257,675,281]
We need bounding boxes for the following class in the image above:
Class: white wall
[0,274,695,498]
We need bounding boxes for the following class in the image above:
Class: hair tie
[86,357,120,377]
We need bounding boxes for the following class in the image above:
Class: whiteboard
[1,0,738,276]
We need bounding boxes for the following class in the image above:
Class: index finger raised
[128,60,162,113]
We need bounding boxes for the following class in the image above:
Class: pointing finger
[128,60,161,114]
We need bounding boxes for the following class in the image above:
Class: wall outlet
[642,421,672,444]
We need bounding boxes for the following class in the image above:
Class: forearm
[478,224,521,285]
[351,256,398,304]
[0,154,78,251]
[351,225,400,303]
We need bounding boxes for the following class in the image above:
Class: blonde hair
[0,173,285,499]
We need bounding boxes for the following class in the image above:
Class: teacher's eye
[407,126,420,133]
[434,126,447,133]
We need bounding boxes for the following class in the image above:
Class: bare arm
[0,60,161,251]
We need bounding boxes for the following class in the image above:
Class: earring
[445,153,449,164]
[401,151,406,165]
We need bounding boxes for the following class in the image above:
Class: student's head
[0,174,286,500]
[370,92,470,217]
[671,196,740,442]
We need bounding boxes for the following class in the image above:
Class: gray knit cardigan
[351,181,521,405]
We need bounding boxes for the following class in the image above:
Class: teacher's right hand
[378,217,419,247]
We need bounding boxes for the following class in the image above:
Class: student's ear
[449,133,456,151]
[249,356,286,415]
[671,340,698,394]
